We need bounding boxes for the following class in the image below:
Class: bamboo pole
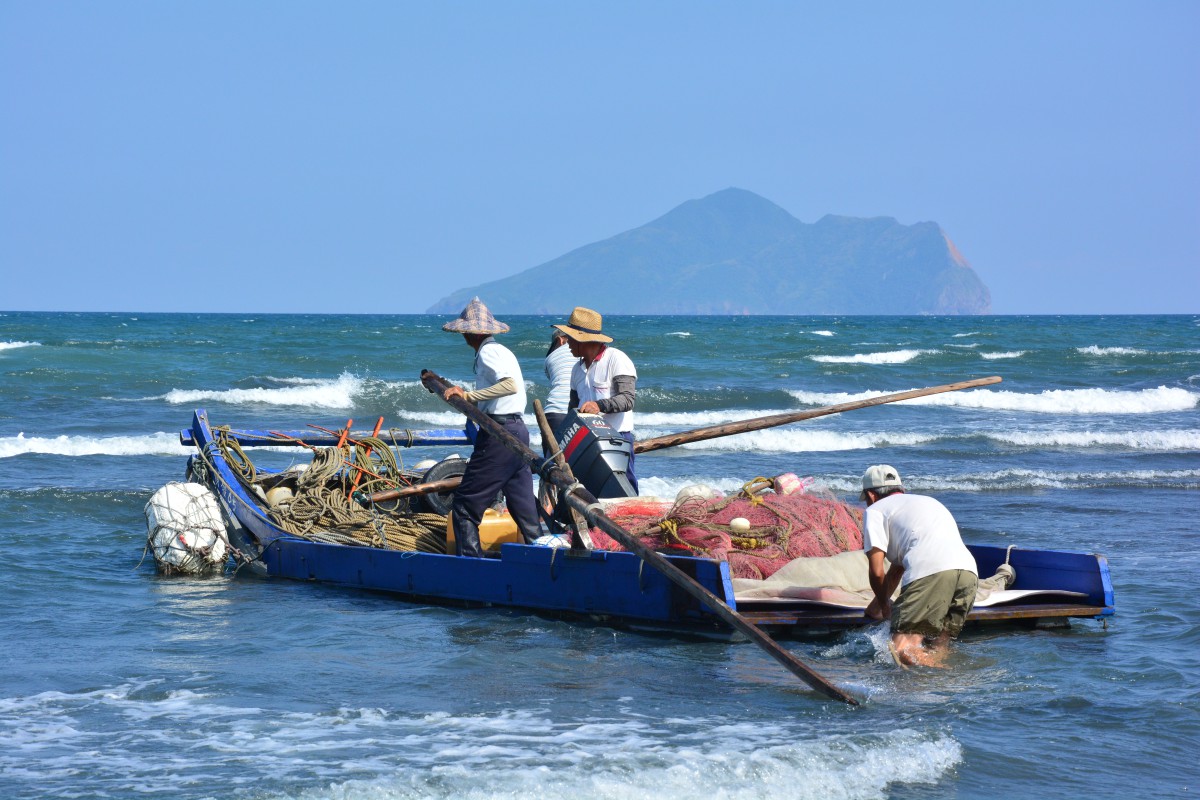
[634,376,1002,454]
[421,369,859,705]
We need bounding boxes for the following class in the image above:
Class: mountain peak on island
[427,189,990,315]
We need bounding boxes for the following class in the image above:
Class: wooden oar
[634,376,1002,454]
[421,369,858,705]
[532,399,593,550]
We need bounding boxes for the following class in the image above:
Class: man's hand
[579,401,600,414]
[865,596,892,621]
[443,386,466,402]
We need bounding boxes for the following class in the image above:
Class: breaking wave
[0,681,962,800]
[1077,346,1147,356]
[810,349,936,364]
[0,432,189,459]
[980,351,1025,360]
[0,340,40,351]
[787,386,1198,414]
[161,373,369,409]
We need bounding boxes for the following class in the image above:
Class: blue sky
[2,2,1196,314]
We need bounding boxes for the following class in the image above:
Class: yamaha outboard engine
[556,409,637,499]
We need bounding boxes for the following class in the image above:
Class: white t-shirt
[861,493,977,586]
[473,338,526,415]
[543,345,577,415]
[571,346,637,433]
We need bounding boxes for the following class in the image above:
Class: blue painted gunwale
[187,409,734,630]
[186,409,1113,632]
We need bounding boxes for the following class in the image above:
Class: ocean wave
[980,351,1025,360]
[817,468,1200,494]
[810,349,936,365]
[0,681,961,800]
[162,372,364,409]
[811,330,835,336]
[952,332,978,338]
[666,331,691,337]
[667,429,935,453]
[0,341,41,351]
[988,429,1200,451]
[1077,346,1147,356]
[787,386,1199,414]
[0,432,189,459]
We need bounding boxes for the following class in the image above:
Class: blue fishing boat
[178,408,1114,639]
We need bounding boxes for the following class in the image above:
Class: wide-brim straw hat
[553,306,612,343]
[442,297,510,335]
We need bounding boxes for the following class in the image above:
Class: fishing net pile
[212,429,449,554]
[586,478,864,580]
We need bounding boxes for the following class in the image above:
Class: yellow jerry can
[445,508,521,554]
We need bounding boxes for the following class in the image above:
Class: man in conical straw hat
[441,297,541,557]
[553,306,640,493]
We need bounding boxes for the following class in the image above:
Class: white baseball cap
[860,464,903,500]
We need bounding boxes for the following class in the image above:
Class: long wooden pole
[363,476,462,503]
[634,376,1002,454]
[421,369,859,705]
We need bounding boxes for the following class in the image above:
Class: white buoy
[729,517,751,533]
[675,483,723,503]
[144,482,230,575]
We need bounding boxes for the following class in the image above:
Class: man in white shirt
[541,330,576,454]
[860,464,978,667]
[553,306,639,492]
[441,297,541,557]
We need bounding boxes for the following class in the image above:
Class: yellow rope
[214,434,448,553]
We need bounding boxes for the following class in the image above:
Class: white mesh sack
[144,481,229,575]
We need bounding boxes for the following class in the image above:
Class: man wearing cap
[860,464,978,667]
[553,307,640,493]
[441,297,541,557]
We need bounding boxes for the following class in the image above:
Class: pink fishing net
[587,483,864,580]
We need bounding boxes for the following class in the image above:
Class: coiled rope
[214,429,448,553]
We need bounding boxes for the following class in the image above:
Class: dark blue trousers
[451,417,542,558]
[621,430,639,494]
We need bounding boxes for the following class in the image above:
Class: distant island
[427,188,991,315]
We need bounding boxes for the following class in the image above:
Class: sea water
[0,312,1196,799]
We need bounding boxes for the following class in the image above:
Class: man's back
[862,493,977,585]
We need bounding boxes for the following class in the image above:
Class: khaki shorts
[892,570,979,638]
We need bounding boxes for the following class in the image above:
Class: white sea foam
[0,340,40,351]
[811,330,835,336]
[810,349,936,364]
[668,428,934,453]
[162,372,363,408]
[666,331,691,337]
[1077,346,1147,356]
[0,681,962,800]
[817,468,1200,494]
[0,432,189,459]
[787,386,1199,414]
[980,351,1025,360]
[951,332,978,338]
[987,429,1200,451]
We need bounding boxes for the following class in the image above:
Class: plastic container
[445,508,521,554]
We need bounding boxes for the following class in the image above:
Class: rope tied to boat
[212,431,449,553]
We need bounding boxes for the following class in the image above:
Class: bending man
[861,464,978,667]
[441,297,541,557]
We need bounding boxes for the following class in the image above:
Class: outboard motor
[555,409,637,499]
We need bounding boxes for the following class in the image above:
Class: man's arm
[464,376,516,403]
[866,548,903,620]
[595,374,636,414]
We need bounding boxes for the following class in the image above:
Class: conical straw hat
[442,297,510,335]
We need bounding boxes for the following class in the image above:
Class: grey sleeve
[596,375,636,414]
